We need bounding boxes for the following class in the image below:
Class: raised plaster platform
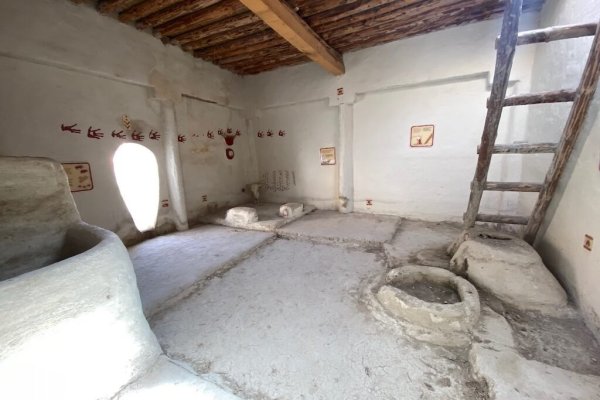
[199,202,315,231]
[450,229,567,312]
[128,225,274,316]
[277,210,401,245]
[471,307,600,400]
[384,220,462,266]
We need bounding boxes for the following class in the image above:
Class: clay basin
[376,265,480,335]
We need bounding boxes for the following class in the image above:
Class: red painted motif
[131,130,144,141]
[149,130,160,140]
[111,130,126,139]
[178,134,186,143]
[61,123,81,134]
[87,126,104,139]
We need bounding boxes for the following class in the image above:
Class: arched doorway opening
[113,143,159,232]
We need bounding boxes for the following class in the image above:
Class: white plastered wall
[244,14,539,220]
[524,0,600,340]
[0,0,256,242]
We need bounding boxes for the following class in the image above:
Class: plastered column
[337,100,355,213]
[160,99,189,231]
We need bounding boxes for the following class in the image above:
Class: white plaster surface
[245,14,540,220]
[200,202,315,231]
[279,202,303,218]
[277,210,401,245]
[128,225,273,315]
[471,308,600,400]
[116,355,240,400]
[225,207,259,225]
[0,222,161,400]
[253,99,339,209]
[151,239,479,400]
[0,0,249,241]
[0,157,80,279]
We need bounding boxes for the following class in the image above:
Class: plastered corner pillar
[150,97,189,231]
[337,100,355,213]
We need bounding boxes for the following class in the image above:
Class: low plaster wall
[0,222,162,400]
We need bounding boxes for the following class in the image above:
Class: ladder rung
[476,213,529,225]
[477,143,558,154]
[509,23,598,47]
[501,89,576,107]
[484,181,543,192]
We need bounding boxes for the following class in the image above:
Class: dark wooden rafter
[330,0,543,50]
[91,0,544,74]
[463,0,523,228]
[523,20,600,242]
[154,0,247,37]
[183,23,273,51]
[217,0,540,72]
[97,0,141,14]
[118,0,181,22]
[135,0,225,30]
[194,31,286,59]
[171,12,262,45]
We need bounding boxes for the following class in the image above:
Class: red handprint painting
[87,126,104,139]
[112,130,127,139]
[61,123,81,134]
[131,130,145,141]
[149,130,160,140]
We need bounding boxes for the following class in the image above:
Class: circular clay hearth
[376,266,480,341]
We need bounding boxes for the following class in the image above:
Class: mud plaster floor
[139,217,600,400]
[151,239,482,400]
[277,210,401,245]
[128,225,274,315]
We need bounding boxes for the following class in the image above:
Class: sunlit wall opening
[113,143,160,232]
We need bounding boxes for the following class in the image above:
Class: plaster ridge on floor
[146,234,277,319]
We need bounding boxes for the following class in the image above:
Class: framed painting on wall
[320,147,336,165]
[410,125,434,147]
[62,162,93,192]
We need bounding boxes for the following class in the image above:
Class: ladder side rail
[463,0,524,228]
[523,20,600,243]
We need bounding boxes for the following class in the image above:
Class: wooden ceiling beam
[135,0,222,29]
[331,0,529,53]
[118,0,181,22]
[182,22,270,50]
[238,0,344,75]
[172,11,261,44]
[217,43,298,65]
[97,0,141,14]
[193,30,282,57]
[153,0,246,37]
[233,53,308,74]
[197,36,287,60]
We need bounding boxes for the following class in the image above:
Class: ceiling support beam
[237,0,345,75]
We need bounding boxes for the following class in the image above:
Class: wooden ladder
[463,0,600,244]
